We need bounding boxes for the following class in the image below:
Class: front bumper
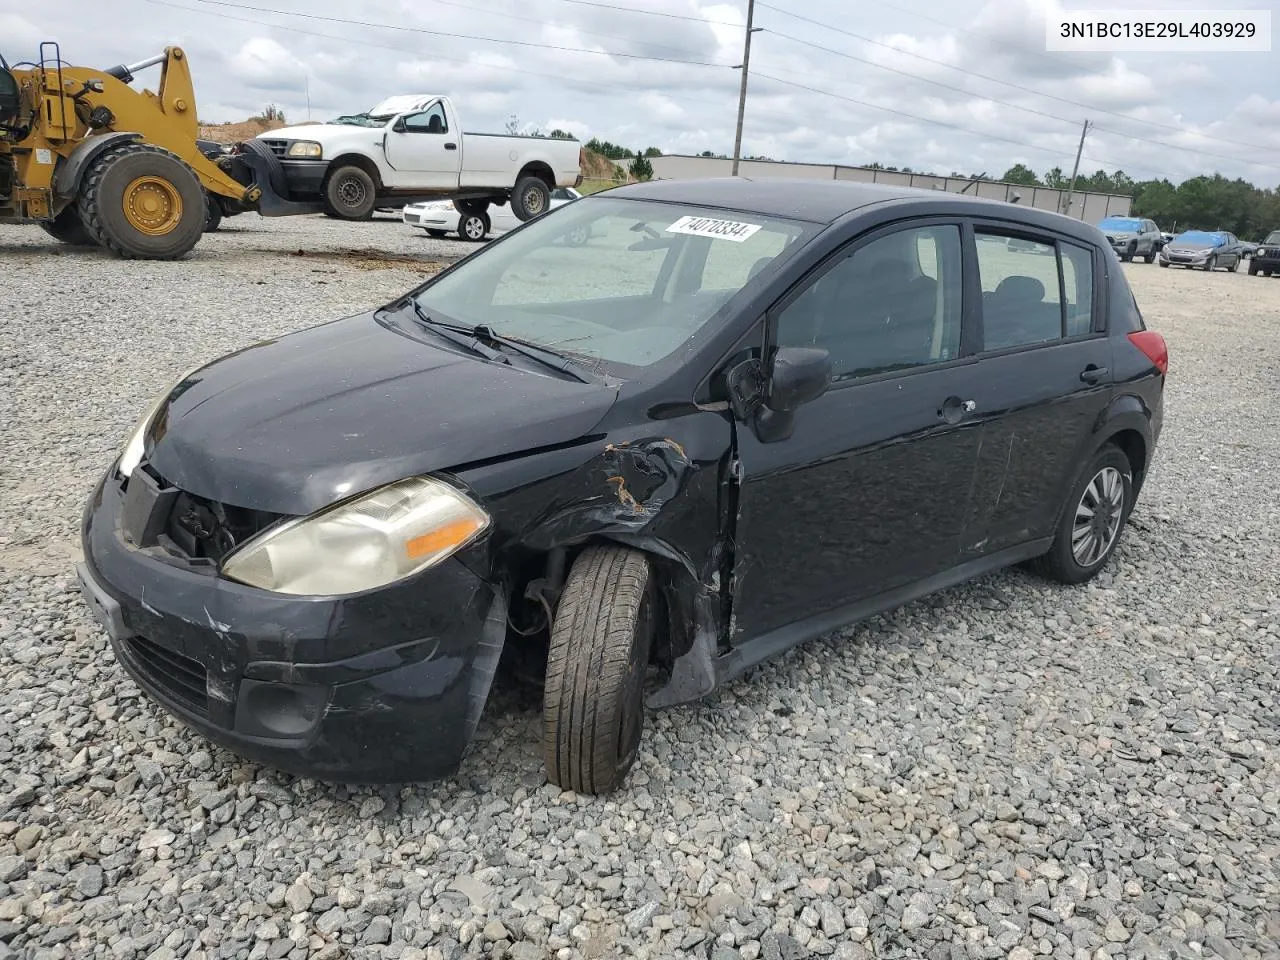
[1253,254,1280,270]
[78,469,506,783]
[280,159,328,200]
[1159,251,1211,267]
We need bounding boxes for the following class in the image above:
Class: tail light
[1127,330,1168,375]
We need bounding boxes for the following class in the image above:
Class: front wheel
[1229,257,1239,273]
[1030,445,1133,585]
[542,545,657,795]
[510,175,551,222]
[1121,244,1135,262]
[323,165,377,220]
[78,142,206,259]
[458,211,489,242]
[1249,260,1259,276]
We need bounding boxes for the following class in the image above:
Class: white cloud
[227,37,310,92]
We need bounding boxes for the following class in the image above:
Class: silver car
[1097,216,1164,263]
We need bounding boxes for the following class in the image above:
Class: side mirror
[765,346,831,411]
[392,116,407,133]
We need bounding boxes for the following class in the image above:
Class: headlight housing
[221,476,491,596]
[286,141,323,159]
[117,365,203,478]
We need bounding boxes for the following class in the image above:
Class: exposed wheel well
[324,155,383,190]
[517,161,555,188]
[502,537,698,679]
[1106,429,1148,494]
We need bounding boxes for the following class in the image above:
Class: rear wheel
[1030,445,1133,585]
[543,544,657,795]
[78,143,206,259]
[510,175,551,222]
[41,204,96,246]
[322,165,377,220]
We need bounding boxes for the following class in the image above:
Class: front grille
[126,636,209,716]
[259,138,288,157]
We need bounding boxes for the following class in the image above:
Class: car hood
[1105,230,1137,239]
[144,311,619,516]
[258,123,384,152]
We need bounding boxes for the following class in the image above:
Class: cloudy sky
[3,0,1278,187]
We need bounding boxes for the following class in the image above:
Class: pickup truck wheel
[511,176,551,222]
[458,211,489,242]
[543,544,656,795]
[323,166,377,220]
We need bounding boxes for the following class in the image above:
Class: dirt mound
[197,117,291,144]
[581,148,626,182]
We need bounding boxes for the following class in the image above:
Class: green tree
[1043,166,1067,189]
[629,151,654,181]
[548,128,577,140]
[1001,163,1042,186]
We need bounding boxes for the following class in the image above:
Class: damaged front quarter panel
[455,408,736,708]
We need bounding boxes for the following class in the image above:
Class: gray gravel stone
[0,222,1276,959]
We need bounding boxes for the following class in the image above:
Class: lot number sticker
[666,215,763,242]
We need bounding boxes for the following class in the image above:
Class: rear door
[958,223,1115,558]
[728,218,988,641]
[382,101,461,188]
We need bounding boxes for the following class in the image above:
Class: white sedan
[402,187,584,242]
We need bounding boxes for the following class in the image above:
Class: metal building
[647,155,1132,224]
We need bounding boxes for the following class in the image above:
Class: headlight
[286,141,323,159]
[221,476,490,596]
[117,365,203,478]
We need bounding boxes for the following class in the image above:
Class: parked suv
[1250,229,1280,276]
[1097,215,1164,262]
[77,179,1167,794]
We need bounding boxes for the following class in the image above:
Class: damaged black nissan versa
[77,178,1167,794]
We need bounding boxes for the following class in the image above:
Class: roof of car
[601,176,1101,239]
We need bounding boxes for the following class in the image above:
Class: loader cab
[0,61,20,129]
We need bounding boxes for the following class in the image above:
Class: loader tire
[41,204,96,246]
[78,143,206,260]
[542,544,657,795]
[204,194,223,232]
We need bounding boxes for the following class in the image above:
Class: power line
[171,0,738,67]
[761,29,1280,170]
[148,0,739,111]
[545,0,740,26]
[755,1,1279,155]
[752,71,1167,179]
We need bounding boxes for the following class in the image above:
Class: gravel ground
[1,217,1278,960]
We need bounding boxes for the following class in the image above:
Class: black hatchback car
[77,178,1167,794]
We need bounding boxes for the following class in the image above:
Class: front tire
[78,143,206,260]
[41,204,96,246]
[543,545,657,795]
[204,194,223,232]
[510,175,551,222]
[1121,243,1135,262]
[323,165,377,220]
[458,211,489,242]
[1030,445,1133,585]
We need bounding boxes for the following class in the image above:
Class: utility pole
[1062,119,1091,218]
[305,76,311,121]
[731,0,760,176]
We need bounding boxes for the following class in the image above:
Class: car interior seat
[985,275,1060,349]
[426,114,445,134]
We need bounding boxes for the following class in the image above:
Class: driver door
[728,219,988,642]
[382,101,461,188]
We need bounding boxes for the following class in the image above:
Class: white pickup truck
[250,95,583,222]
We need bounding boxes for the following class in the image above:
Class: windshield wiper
[404,300,511,365]
[404,301,597,383]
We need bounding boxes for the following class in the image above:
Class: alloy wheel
[1072,466,1125,566]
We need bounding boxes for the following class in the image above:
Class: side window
[402,103,448,134]
[1059,242,1095,337]
[774,224,963,380]
[975,231,1062,350]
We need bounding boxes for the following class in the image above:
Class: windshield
[1172,230,1221,247]
[329,113,393,127]
[1266,231,1280,244]
[1099,217,1142,231]
[411,197,814,374]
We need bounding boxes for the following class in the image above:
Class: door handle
[444,142,457,150]
[1079,365,1109,383]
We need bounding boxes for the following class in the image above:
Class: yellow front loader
[0,42,311,260]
